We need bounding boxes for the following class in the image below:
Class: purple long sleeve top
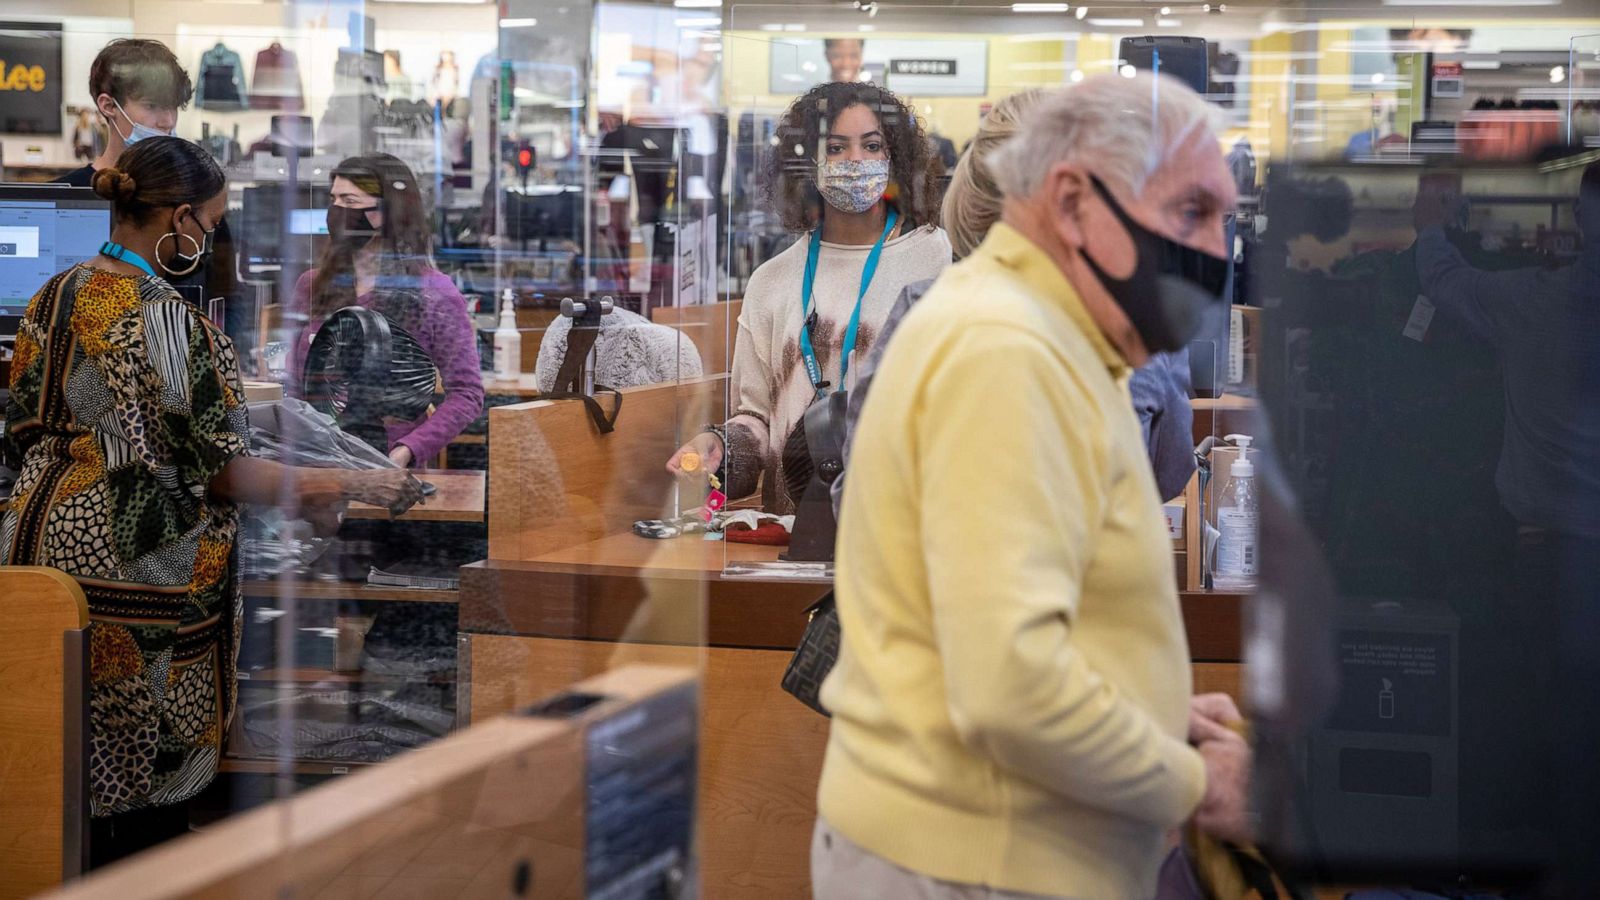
[287,267,485,465]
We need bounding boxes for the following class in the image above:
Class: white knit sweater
[726,224,951,512]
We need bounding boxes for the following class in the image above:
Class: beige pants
[811,818,1073,900]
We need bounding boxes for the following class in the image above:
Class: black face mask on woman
[167,213,216,276]
[1079,175,1230,354]
[327,204,381,248]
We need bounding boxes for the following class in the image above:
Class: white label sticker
[1403,295,1436,342]
[1163,505,1185,541]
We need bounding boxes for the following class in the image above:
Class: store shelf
[1192,394,1259,411]
[219,757,374,776]
[237,666,455,686]
[243,579,459,604]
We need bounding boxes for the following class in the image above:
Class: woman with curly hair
[667,82,951,513]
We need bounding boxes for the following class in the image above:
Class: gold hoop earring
[154,231,202,277]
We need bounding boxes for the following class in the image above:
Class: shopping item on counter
[247,397,399,470]
[725,522,792,545]
[367,565,460,591]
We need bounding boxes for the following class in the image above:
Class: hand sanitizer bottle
[1213,433,1259,592]
[493,288,521,381]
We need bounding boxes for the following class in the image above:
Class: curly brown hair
[763,82,941,234]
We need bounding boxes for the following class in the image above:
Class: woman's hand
[389,445,415,468]
[667,431,725,480]
[340,469,427,516]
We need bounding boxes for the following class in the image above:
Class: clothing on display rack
[928,132,958,173]
[201,122,243,166]
[430,51,461,105]
[319,50,387,157]
[1226,138,1257,197]
[196,42,248,111]
[250,42,305,111]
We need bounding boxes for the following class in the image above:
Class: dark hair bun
[92,167,139,204]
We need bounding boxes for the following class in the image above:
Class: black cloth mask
[1079,175,1229,354]
[168,213,216,274]
[328,204,381,248]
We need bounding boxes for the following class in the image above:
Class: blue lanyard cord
[798,206,899,398]
[99,241,158,279]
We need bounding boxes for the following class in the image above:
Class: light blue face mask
[110,98,174,146]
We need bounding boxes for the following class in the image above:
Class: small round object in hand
[681,452,702,473]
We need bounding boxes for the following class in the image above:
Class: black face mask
[167,213,216,276]
[328,204,380,248]
[1079,175,1230,354]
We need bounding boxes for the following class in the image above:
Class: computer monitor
[240,184,331,268]
[0,185,111,316]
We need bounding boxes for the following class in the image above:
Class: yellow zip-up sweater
[819,223,1206,899]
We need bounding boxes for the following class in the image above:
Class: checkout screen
[0,198,112,308]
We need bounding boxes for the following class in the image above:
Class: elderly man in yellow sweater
[815,73,1253,899]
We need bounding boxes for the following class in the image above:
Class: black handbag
[780,592,839,716]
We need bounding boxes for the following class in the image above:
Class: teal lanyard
[798,207,898,398]
[99,241,158,279]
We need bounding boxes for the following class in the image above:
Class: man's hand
[1192,714,1254,844]
[1413,173,1464,232]
[1190,692,1244,736]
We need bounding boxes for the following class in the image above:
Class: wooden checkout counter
[2,301,1253,897]
[456,373,1249,899]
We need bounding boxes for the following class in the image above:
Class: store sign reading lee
[0,59,46,91]
[0,23,64,134]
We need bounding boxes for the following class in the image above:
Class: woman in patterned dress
[0,137,423,867]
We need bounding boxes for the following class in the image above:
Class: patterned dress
[1,266,249,817]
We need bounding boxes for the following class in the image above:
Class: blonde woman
[833,87,1198,515]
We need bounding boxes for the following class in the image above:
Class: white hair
[991,71,1221,201]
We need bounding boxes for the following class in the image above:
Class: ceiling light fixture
[500,17,538,26]
[1157,17,1181,26]
[1075,5,1089,18]
[674,0,721,7]
[1090,17,1145,26]
[1013,2,1070,11]
[1379,0,1557,5]
[1070,69,1085,82]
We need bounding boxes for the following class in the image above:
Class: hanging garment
[195,43,248,110]
[250,42,305,111]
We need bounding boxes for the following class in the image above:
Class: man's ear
[1045,162,1092,251]
[95,92,119,122]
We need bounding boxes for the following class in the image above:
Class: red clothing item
[250,43,304,111]
[725,522,791,545]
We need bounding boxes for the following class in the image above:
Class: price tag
[1403,295,1436,342]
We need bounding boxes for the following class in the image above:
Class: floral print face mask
[816,159,891,215]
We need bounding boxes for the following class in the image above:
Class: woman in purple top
[287,153,484,466]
